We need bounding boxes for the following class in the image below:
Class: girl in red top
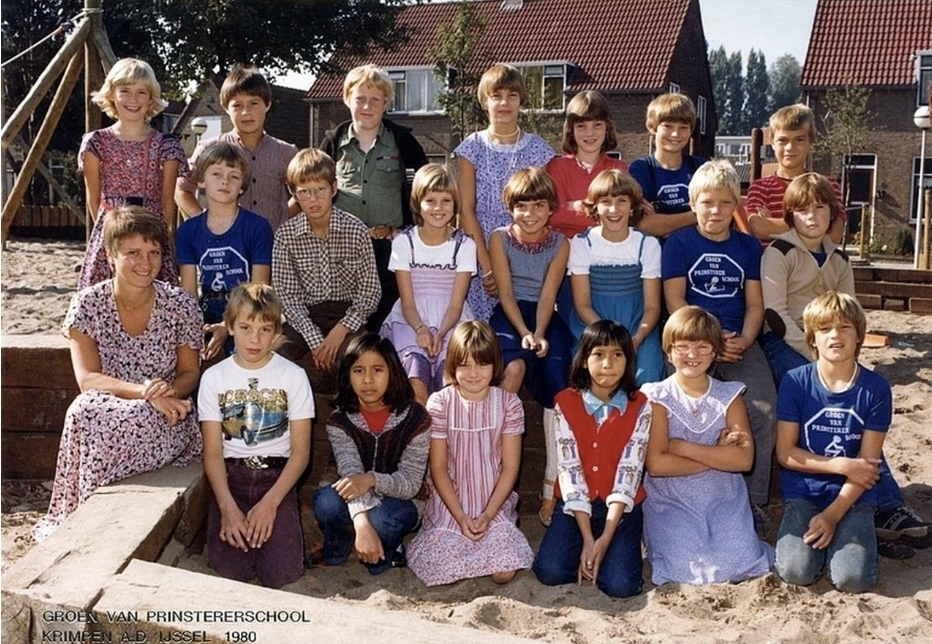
[532,320,651,598]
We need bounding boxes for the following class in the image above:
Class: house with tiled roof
[800,0,932,247]
[305,0,717,161]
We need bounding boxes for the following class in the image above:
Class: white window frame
[516,62,571,112]
[387,67,443,114]
[669,82,680,94]
[916,50,932,107]
[911,156,932,223]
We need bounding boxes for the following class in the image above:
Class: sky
[275,0,820,90]
[700,0,818,67]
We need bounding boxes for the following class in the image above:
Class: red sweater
[553,388,647,506]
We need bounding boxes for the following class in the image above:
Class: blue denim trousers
[313,485,419,575]
[775,498,878,593]
[759,331,811,388]
[533,500,644,598]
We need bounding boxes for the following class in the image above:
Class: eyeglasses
[670,342,715,357]
[292,186,331,201]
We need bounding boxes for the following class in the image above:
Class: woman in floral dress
[33,206,203,541]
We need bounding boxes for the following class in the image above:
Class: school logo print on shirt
[198,246,250,295]
[803,406,864,457]
[656,183,690,210]
[688,253,744,299]
[219,378,289,445]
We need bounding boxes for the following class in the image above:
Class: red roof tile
[801,0,932,88]
[307,0,697,99]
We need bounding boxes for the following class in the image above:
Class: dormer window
[388,68,442,113]
[520,63,570,111]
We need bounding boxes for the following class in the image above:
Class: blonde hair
[661,306,725,356]
[782,173,841,226]
[769,103,816,143]
[444,321,504,386]
[92,58,166,120]
[286,148,337,188]
[410,164,460,225]
[584,169,644,225]
[802,291,866,359]
[223,282,284,332]
[502,167,558,212]
[689,160,741,204]
[561,91,618,154]
[645,93,696,132]
[477,64,527,105]
[343,64,393,105]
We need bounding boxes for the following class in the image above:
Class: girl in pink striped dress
[408,321,533,586]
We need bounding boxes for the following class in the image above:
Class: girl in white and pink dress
[408,321,533,586]
[380,164,476,404]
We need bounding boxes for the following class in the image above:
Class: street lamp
[189,116,208,142]
[914,105,930,269]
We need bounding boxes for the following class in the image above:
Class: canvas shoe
[875,506,932,549]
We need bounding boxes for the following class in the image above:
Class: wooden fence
[9,204,86,240]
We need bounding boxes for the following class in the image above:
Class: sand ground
[2,239,930,643]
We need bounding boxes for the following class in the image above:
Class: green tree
[818,82,874,220]
[709,46,744,135]
[429,0,490,145]
[768,54,801,113]
[743,49,770,132]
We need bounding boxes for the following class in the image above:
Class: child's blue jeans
[775,498,878,593]
[533,499,643,598]
[313,485,419,575]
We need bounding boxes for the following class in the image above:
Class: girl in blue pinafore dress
[567,170,663,386]
[380,164,477,404]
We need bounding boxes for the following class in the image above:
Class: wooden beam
[1,52,85,241]
[7,134,85,223]
[0,17,91,154]
[91,22,117,70]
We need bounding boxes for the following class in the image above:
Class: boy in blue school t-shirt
[176,141,273,360]
[662,160,776,524]
[774,292,889,593]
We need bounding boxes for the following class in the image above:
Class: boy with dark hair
[176,64,298,231]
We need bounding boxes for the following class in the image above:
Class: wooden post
[922,187,931,271]
[1,53,85,241]
[0,18,91,154]
[858,203,869,260]
[750,128,764,182]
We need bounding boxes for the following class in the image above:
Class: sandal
[537,479,557,528]
[539,497,557,527]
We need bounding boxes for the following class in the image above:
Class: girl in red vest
[532,320,651,597]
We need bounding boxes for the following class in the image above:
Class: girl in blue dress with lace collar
[642,306,773,585]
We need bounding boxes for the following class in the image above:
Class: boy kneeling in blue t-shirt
[774,292,888,593]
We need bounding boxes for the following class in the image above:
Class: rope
[0,13,85,69]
